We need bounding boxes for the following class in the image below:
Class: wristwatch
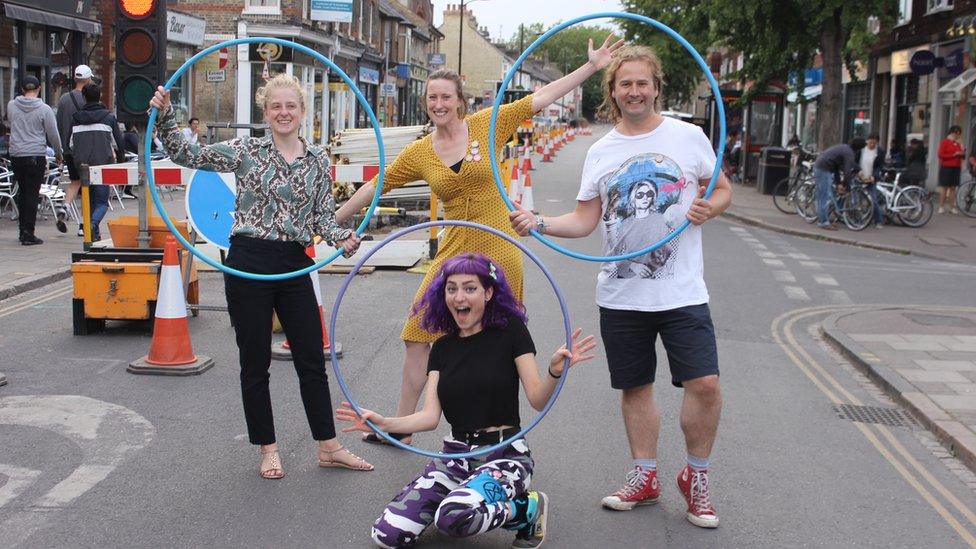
[534,214,546,234]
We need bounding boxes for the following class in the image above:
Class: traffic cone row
[128,236,214,376]
[272,246,343,360]
[508,160,522,204]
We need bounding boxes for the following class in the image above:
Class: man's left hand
[686,185,714,225]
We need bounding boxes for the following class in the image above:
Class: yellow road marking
[773,305,976,546]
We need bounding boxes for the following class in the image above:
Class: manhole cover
[903,312,976,328]
[919,236,964,247]
[833,404,917,428]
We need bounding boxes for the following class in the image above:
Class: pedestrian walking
[151,74,370,479]
[510,44,732,529]
[57,65,94,235]
[335,34,623,447]
[7,75,62,245]
[937,125,964,214]
[69,84,126,242]
[336,253,595,548]
[812,137,866,231]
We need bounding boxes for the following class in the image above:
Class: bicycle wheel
[841,187,873,231]
[794,181,818,222]
[957,181,976,218]
[896,187,934,227]
[772,177,796,214]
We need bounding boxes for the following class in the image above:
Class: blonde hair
[597,45,666,123]
[426,69,468,119]
[255,73,307,113]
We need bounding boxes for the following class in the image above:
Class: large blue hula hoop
[489,12,726,262]
[329,220,573,459]
[145,37,385,280]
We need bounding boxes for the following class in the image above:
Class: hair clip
[488,262,497,281]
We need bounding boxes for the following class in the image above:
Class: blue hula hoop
[329,220,573,460]
[489,12,726,262]
[145,37,385,280]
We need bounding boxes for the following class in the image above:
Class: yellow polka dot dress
[370,94,535,343]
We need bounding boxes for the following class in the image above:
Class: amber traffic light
[115,0,166,125]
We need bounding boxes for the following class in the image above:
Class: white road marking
[827,290,853,304]
[773,270,797,282]
[756,251,777,258]
[784,286,811,301]
[763,258,785,267]
[0,464,41,509]
[813,274,839,286]
[800,260,822,269]
[789,252,811,260]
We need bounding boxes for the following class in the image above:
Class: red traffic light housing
[115,0,166,126]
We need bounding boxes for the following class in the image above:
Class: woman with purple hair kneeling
[336,253,595,548]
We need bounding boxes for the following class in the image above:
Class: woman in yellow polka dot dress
[337,35,623,444]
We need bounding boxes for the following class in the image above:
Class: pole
[80,163,92,251]
[458,0,464,74]
[136,124,151,248]
[214,82,221,142]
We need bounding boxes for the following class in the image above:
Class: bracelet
[534,214,546,234]
[548,365,562,379]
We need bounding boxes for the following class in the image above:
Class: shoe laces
[616,467,649,498]
[690,470,715,514]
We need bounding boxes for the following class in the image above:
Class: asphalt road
[3,128,976,548]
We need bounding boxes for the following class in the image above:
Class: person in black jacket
[120,124,139,199]
[70,83,126,241]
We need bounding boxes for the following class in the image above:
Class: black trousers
[224,236,337,445]
[11,156,45,239]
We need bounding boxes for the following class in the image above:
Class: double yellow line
[0,284,72,319]
[774,305,976,546]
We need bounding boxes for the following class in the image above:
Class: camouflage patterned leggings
[371,438,534,548]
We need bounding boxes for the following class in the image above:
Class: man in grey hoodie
[8,75,62,245]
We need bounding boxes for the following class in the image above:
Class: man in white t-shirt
[511,45,732,529]
[181,117,200,144]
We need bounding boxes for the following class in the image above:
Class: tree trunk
[818,8,846,150]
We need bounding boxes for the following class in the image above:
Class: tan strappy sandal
[259,448,284,480]
[318,445,374,471]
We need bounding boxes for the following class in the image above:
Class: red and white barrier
[330,164,380,183]
[88,159,193,186]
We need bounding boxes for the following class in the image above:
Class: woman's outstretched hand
[336,401,386,433]
[149,85,171,112]
[549,328,597,376]
[588,34,626,70]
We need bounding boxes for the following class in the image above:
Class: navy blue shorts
[599,303,719,389]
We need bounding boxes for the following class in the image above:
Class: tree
[621,0,896,149]
[507,23,618,119]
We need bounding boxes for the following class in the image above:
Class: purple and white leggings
[371,438,534,548]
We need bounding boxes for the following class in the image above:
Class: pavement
[2,143,976,481]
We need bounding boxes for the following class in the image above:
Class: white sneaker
[951,207,959,214]
[938,206,945,214]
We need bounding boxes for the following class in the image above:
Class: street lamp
[457,0,489,78]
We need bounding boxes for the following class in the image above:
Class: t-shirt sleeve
[427,339,444,374]
[576,146,602,202]
[692,125,718,181]
[507,317,536,358]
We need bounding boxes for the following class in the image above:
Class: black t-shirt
[427,316,536,432]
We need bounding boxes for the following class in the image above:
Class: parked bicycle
[875,167,934,227]
[793,172,874,230]
[957,178,976,217]
[772,148,817,214]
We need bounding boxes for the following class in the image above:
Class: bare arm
[509,197,603,238]
[515,329,596,411]
[335,181,376,224]
[336,372,443,434]
[530,34,624,113]
[686,171,732,225]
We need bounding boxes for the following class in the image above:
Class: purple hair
[412,253,527,336]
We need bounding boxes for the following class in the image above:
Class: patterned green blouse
[157,107,351,247]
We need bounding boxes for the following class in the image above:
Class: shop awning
[786,84,822,103]
[939,68,976,102]
[2,3,101,35]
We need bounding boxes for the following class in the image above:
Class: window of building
[244,0,280,15]
[926,0,953,14]
[897,0,912,24]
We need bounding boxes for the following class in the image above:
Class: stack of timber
[328,125,430,165]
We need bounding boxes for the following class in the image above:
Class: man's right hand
[149,86,171,112]
[509,202,536,236]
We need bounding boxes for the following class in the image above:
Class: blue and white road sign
[185,170,236,250]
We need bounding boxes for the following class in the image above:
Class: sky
[430,0,623,44]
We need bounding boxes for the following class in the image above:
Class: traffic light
[115,0,167,126]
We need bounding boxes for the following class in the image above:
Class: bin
[757,146,791,195]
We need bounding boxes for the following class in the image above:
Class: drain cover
[903,312,976,328]
[833,404,917,428]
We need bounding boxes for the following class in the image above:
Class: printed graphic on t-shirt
[602,152,692,280]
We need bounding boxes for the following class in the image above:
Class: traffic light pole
[136,124,151,248]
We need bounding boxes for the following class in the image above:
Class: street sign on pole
[206,70,226,82]
[380,82,396,98]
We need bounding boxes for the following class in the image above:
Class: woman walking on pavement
[337,253,595,548]
[150,74,372,479]
[335,35,623,446]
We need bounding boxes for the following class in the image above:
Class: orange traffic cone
[521,139,533,171]
[128,236,214,375]
[522,171,535,212]
[272,247,343,360]
[508,160,522,203]
[542,140,553,162]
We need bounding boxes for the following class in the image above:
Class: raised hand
[335,401,386,433]
[588,34,626,70]
[549,328,597,376]
[149,85,171,112]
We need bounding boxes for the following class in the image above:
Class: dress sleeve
[507,316,536,358]
[365,139,425,192]
[313,154,353,246]
[157,106,245,173]
[470,93,536,149]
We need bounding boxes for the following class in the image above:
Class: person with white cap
[8,75,62,245]
[56,64,93,235]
